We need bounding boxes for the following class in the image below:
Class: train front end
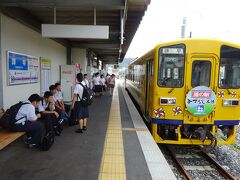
[151,40,240,147]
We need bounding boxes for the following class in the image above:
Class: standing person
[100,74,106,95]
[108,74,116,95]
[71,73,89,133]
[11,94,44,148]
[92,72,101,97]
[82,74,90,88]
[105,73,110,91]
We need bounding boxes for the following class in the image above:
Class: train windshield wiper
[226,88,231,95]
[168,87,175,94]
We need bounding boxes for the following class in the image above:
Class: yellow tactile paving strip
[98,87,126,180]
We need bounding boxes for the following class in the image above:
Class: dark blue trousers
[12,121,44,145]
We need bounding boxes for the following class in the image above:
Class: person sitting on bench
[11,94,43,148]
[38,91,63,136]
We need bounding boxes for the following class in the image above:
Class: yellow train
[125,38,240,147]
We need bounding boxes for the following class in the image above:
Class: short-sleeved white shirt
[38,99,54,112]
[93,76,101,85]
[15,100,37,124]
[74,82,84,101]
[54,91,63,101]
[100,78,106,85]
[82,79,89,88]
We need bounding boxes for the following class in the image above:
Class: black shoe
[27,143,37,149]
[75,129,83,133]
[24,136,32,145]
[83,126,87,131]
[55,130,61,136]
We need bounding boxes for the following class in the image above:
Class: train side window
[191,61,211,87]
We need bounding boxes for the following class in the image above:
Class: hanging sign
[186,86,216,116]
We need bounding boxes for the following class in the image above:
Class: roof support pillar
[53,7,56,24]
[94,6,96,25]
[67,44,71,65]
[0,14,3,107]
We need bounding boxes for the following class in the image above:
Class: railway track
[161,145,237,180]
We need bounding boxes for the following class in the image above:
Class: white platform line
[121,88,176,180]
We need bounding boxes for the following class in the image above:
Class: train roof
[129,38,240,65]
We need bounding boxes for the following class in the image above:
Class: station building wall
[0,14,67,109]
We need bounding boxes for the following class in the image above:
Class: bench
[0,108,25,150]
[0,129,25,150]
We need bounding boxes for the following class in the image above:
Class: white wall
[71,48,88,74]
[0,14,66,108]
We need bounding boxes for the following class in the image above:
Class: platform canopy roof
[0,0,150,64]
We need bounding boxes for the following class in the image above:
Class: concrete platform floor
[0,87,151,180]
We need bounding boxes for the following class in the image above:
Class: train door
[185,55,217,123]
[145,60,153,116]
[187,56,216,90]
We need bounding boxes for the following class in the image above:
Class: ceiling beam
[0,0,125,10]
[71,42,119,49]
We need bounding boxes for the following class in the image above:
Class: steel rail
[163,145,192,180]
[200,151,236,180]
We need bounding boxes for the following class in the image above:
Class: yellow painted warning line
[98,86,126,180]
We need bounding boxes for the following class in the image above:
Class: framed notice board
[40,58,51,96]
[7,51,40,85]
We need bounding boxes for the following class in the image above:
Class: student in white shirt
[54,83,64,101]
[71,73,89,133]
[49,85,63,111]
[12,94,43,148]
[38,91,59,118]
[92,72,102,96]
[82,74,90,88]
[52,83,68,123]
[38,91,63,136]
[100,74,106,94]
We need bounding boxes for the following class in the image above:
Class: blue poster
[7,51,39,85]
[8,52,28,70]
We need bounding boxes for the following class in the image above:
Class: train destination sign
[162,48,184,55]
[186,86,216,116]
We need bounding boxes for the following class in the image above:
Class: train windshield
[219,45,240,89]
[191,61,211,87]
[158,44,185,87]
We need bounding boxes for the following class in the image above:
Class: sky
[125,0,240,58]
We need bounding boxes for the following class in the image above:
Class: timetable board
[7,51,40,85]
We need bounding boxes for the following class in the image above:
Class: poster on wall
[7,51,40,85]
[40,58,51,96]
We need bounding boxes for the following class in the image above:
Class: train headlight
[223,99,239,106]
[160,98,176,105]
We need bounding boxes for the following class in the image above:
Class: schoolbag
[78,83,94,106]
[41,130,55,151]
[0,102,29,130]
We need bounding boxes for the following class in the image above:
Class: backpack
[0,102,29,130]
[41,130,55,151]
[78,83,94,106]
